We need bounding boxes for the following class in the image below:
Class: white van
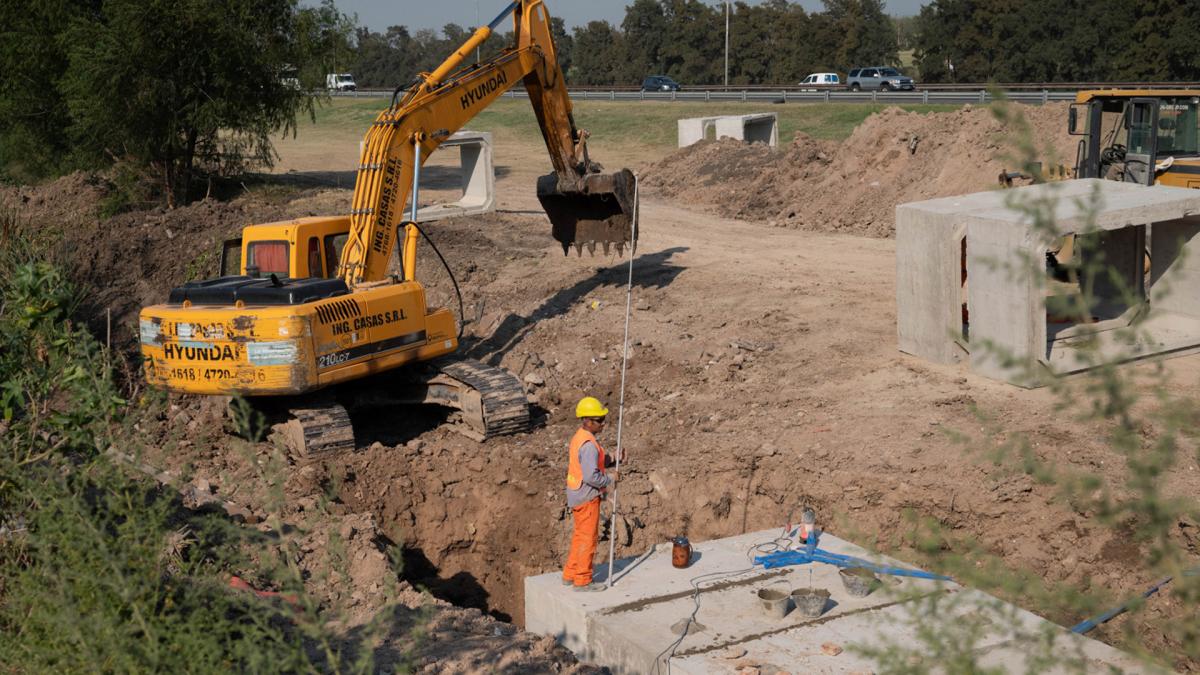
[799,73,840,90]
[326,73,356,92]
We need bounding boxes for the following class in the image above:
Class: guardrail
[331,88,1074,104]
[329,82,1200,105]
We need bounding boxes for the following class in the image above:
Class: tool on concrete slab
[838,566,878,597]
[790,587,829,618]
[605,174,639,590]
[757,587,789,619]
[672,536,692,569]
[755,547,952,581]
[798,507,817,554]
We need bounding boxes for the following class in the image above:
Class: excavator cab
[1072,90,1200,188]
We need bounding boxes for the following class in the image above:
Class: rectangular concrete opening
[1045,225,1146,343]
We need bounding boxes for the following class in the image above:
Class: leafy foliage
[348,0,902,88]
[913,0,1200,83]
[0,0,353,204]
[0,215,387,672]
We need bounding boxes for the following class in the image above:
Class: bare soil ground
[6,102,1200,671]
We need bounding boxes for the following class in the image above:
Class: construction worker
[562,396,624,591]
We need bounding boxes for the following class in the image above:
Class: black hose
[411,222,465,340]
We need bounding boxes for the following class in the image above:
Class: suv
[847,67,915,91]
[641,75,681,92]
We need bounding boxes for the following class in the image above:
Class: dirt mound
[1,171,107,227]
[643,103,1077,237]
[1,177,355,353]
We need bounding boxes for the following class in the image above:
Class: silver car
[847,67,915,91]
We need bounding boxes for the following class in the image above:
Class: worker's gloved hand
[608,470,619,483]
[617,447,627,463]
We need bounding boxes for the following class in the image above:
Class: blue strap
[754,548,952,581]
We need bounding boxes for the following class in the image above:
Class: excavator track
[269,360,529,460]
[275,400,355,462]
[432,359,531,441]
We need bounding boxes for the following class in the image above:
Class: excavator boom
[339,0,636,285]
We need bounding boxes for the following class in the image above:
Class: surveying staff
[562,396,624,591]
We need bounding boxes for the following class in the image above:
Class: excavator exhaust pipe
[538,168,638,256]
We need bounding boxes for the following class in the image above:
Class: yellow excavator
[1068,89,1200,187]
[139,0,636,458]
[1001,89,1200,187]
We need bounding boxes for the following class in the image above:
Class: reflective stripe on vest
[566,428,606,490]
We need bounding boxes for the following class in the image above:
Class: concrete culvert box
[415,130,496,221]
[896,178,1200,386]
[678,114,778,148]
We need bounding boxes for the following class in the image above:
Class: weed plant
[0,210,395,672]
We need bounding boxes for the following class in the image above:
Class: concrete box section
[896,179,1200,386]
[526,529,1151,674]
[678,114,779,148]
[678,116,721,147]
[415,130,496,222]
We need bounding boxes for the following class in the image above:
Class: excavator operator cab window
[324,233,348,279]
[306,236,323,278]
[1155,97,1199,157]
[246,241,289,278]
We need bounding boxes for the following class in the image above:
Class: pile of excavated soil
[643,103,1077,237]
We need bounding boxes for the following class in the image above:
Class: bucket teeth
[538,169,638,256]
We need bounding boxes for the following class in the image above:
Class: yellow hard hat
[575,396,609,418]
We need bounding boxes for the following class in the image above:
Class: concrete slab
[526,528,1154,674]
[896,179,1200,385]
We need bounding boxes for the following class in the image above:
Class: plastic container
[757,588,789,619]
[791,588,829,618]
[839,567,877,597]
[671,536,691,569]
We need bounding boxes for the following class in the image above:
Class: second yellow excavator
[138,0,637,457]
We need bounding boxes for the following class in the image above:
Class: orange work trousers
[562,497,601,587]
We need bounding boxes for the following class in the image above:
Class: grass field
[302,97,963,151]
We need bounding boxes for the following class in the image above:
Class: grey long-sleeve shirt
[566,440,614,508]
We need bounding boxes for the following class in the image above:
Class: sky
[329,0,928,34]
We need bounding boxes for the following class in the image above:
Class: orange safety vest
[566,428,606,490]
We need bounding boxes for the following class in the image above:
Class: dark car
[641,75,681,92]
[847,67,915,91]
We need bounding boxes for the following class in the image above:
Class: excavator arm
[338,0,636,286]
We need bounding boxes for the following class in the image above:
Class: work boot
[561,579,573,587]
[572,583,606,592]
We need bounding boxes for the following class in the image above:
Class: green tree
[0,0,352,205]
[621,0,669,82]
[571,20,624,85]
[0,0,91,183]
[825,0,899,69]
[659,0,723,84]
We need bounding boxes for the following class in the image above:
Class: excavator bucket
[538,169,638,256]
